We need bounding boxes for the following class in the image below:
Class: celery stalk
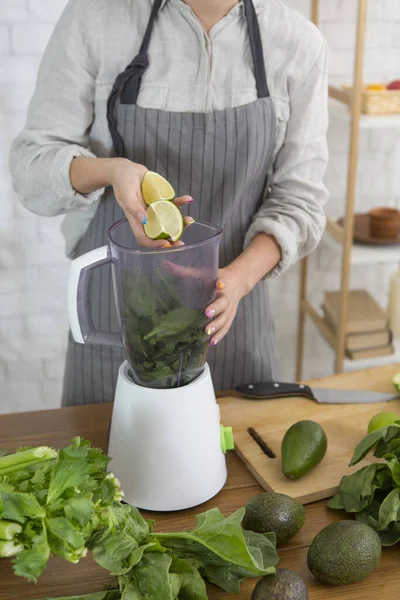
[0,446,57,475]
[0,540,24,557]
[0,520,22,541]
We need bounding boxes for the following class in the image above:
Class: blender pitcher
[68,218,222,389]
[68,218,234,511]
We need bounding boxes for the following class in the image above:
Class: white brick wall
[0,0,70,414]
[0,0,399,413]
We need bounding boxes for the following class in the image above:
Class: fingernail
[212,339,219,347]
[187,197,194,203]
[207,326,215,336]
[138,212,147,225]
[206,309,215,318]
[187,218,195,225]
[162,243,171,248]
[217,281,224,291]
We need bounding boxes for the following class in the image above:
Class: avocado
[251,568,308,600]
[242,492,305,545]
[281,420,327,479]
[307,520,381,585]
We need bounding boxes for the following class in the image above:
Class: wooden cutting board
[218,364,400,504]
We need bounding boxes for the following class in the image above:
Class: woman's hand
[110,158,194,248]
[204,234,282,346]
[205,268,248,347]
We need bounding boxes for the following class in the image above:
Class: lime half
[144,200,184,242]
[393,373,400,394]
[142,171,175,205]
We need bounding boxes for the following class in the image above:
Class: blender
[68,218,234,511]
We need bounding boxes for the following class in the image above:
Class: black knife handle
[235,381,315,400]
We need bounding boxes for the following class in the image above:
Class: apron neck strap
[107,0,270,157]
[243,0,270,99]
[107,0,163,155]
[139,0,164,55]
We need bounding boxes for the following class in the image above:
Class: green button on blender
[220,425,234,453]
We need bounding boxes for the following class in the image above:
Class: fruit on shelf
[387,80,400,90]
[366,84,386,91]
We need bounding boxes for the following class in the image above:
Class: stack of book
[323,290,394,360]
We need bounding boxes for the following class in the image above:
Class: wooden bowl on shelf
[369,207,400,239]
[337,213,400,245]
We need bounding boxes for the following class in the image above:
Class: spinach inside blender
[122,268,210,388]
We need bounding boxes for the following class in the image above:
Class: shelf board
[322,226,400,266]
[304,300,400,373]
[328,97,400,129]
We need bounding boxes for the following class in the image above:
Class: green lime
[367,411,400,434]
[392,372,400,394]
[142,171,175,205]
[144,200,184,242]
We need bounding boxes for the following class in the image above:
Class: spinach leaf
[124,553,179,600]
[155,507,278,593]
[242,529,277,570]
[327,464,387,513]
[374,436,400,459]
[121,270,209,389]
[378,488,400,529]
[144,309,201,340]
[385,454,400,487]
[355,497,400,546]
[376,525,400,546]
[120,583,142,600]
[327,493,344,510]
[124,506,153,542]
[169,573,182,599]
[93,529,138,575]
[330,425,400,547]
[355,500,381,529]
[350,425,400,466]
[170,557,208,600]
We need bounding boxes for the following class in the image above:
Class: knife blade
[234,381,400,404]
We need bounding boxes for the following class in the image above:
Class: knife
[234,381,400,404]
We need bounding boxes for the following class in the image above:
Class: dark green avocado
[242,492,305,545]
[251,568,309,600]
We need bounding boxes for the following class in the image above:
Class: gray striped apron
[61,0,281,406]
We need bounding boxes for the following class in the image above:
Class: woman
[10,0,328,404]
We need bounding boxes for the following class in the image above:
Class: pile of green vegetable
[0,438,279,599]
[328,422,400,546]
[122,269,210,388]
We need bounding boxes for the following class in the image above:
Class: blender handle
[68,245,123,347]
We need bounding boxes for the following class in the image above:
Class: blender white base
[108,362,228,511]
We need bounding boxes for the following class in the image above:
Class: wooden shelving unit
[296,0,400,380]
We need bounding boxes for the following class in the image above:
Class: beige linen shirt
[9,0,329,275]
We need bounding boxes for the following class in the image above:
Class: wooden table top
[1,363,400,599]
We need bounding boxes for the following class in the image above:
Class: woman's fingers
[206,311,229,336]
[215,277,225,292]
[210,319,233,346]
[160,262,213,280]
[125,213,166,248]
[125,194,194,248]
[205,295,228,319]
[174,195,194,208]
[184,216,195,229]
